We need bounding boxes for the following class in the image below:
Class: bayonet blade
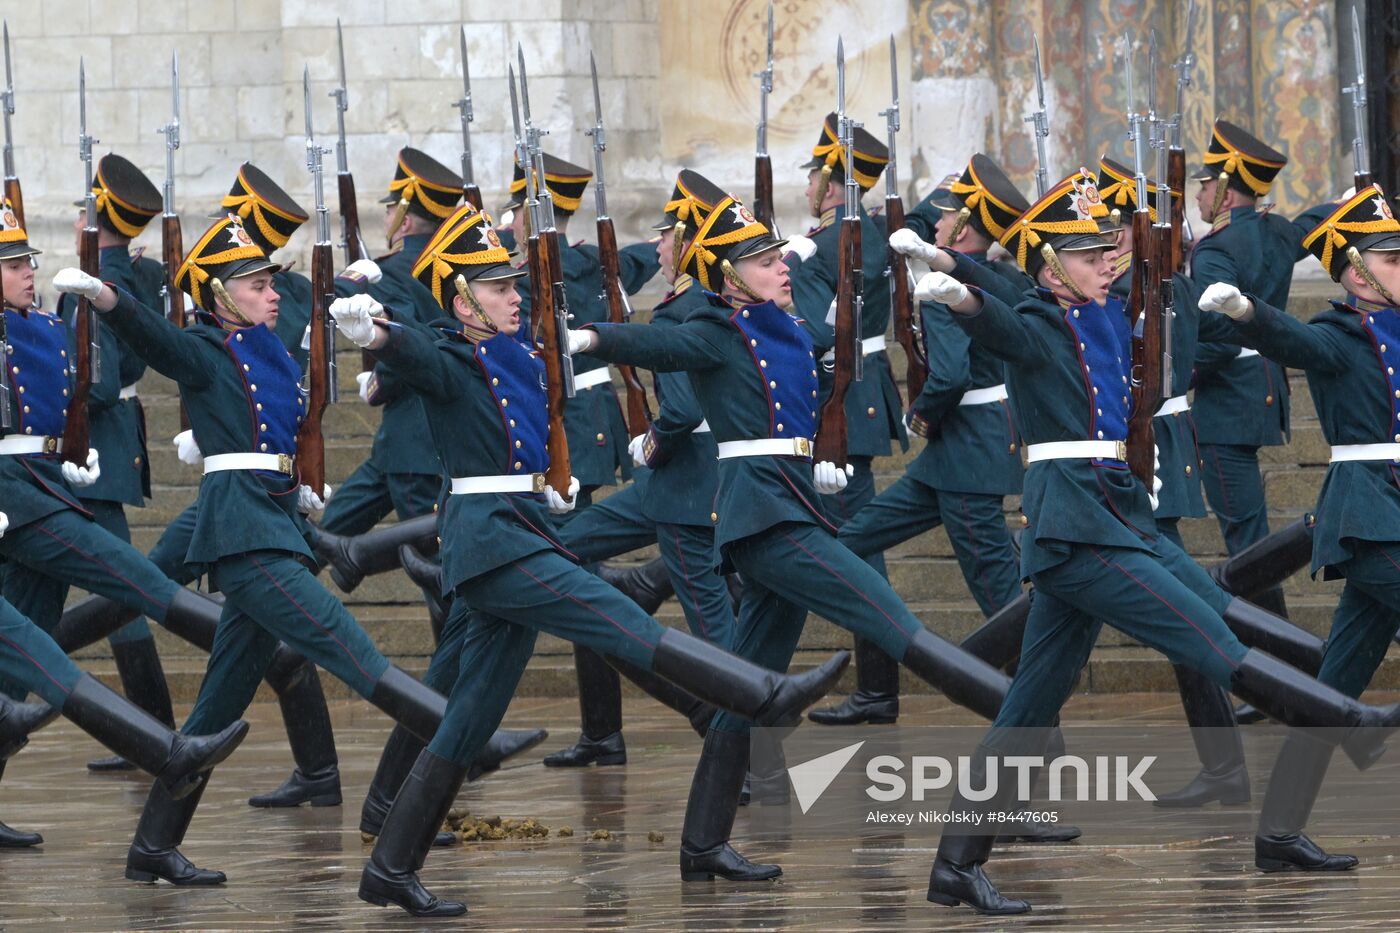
[836,36,845,115]
[507,64,522,144]
[1032,36,1045,108]
[589,51,603,135]
[453,26,474,186]
[588,50,608,218]
[517,44,531,125]
[303,65,313,143]
[2,22,11,106]
[335,19,348,95]
[1147,30,1158,116]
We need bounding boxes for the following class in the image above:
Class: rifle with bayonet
[2,22,20,229]
[752,0,777,234]
[814,37,862,469]
[588,51,650,436]
[1123,35,1165,487]
[297,66,338,495]
[1168,0,1196,271]
[454,26,482,211]
[881,35,925,403]
[330,19,375,373]
[156,52,187,430]
[1025,36,1050,198]
[63,58,100,468]
[512,47,573,493]
[1343,5,1373,191]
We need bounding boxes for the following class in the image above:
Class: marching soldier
[812,156,1027,727]
[789,114,907,724]
[48,215,521,888]
[570,183,1053,883]
[326,203,848,916]
[55,153,175,771]
[912,171,1400,915]
[1188,121,1327,619]
[1199,185,1400,874]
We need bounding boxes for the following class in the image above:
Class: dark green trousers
[424,548,670,767]
[147,501,200,585]
[317,461,440,537]
[1199,442,1286,613]
[0,597,84,706]
[84,500,153,645]
[180,550,391,736]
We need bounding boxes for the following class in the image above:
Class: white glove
[343,259,383,284]
[784,235,818,262]
[813,460,854,495]
[889,228,943,265]
[914,271,970,306]
[1148,443,1163,512]
[172,430,203,467]
[0,511,8,538]
[1198,282,1252,320]
[297,484,332,514]
[356,371,374,404]
[52,267,104,301]
[544,476,581,514]
[62,448,101,487]
[628,434,647,468]
[566,329,596,355]
[329,294,384,347]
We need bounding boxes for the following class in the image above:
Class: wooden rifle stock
[596,216,650,435]
[62,225,98,466]
[814,214,860,465]
[531,229,572,492]
[162,213,189,431]
[884,194,926,402]
[4,177,21,230]
[295,240,334,493]
[1167,147,1186,272]
[463,184,482,212]
[753,154,774,233]
[1125,208,1161,486]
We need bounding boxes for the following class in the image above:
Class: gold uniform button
[1265,394,1273,405]
[750,339,757,347]
[133,456,142,466]
[259,423,268,432]
[514,460,523,469]
[501,398,508,407]
[769,380,776,389]
[742,310,750,318]
[595,432,604,442]
[250,384,257,392]
[260,443,268,451]
[20,404,27,413]
[760,359,767,368]
[1019,514,1029,527]
[867,407,876,417]
[1008,443,1017,453]
[243,363,250,372]
[235,333,243,341]
[492,378,499,386]
[256,402,263,411]
[1185,465,1193,476]
[775,402,782,411]
[710,511,718,523]
[776,423,784,432]
[509,419,517,427]
[515,440,522,448]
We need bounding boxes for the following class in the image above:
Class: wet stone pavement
[0,692,1398,931]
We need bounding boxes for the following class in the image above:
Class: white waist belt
[1025,440,1126,463]
[959,384,1008,406]
[693,419,711,434]
[119,384,139,401]
[820,334,888,363]
[573,368,612,391]
[1330,444,1400,463]
[716,437,813,460]
[1236,347,1260,359]
[203,452,293,475]
[1156,394,1190,417]
[450,473,545,494]
[0,435,61,455]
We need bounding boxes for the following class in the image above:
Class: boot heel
[594,752,627,766]
[1255,857,1292,873]
[1220,789,1252,806]
[926,890,960,907]
[125,868,158,883]
[680,870,715,882]
[359,890,390,907]
[308,792,342,807]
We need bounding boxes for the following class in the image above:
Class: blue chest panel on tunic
[728,301,819,441]
[477,332,550,476]
[223,324,305,456]
[1358,306,1400,441]
[1062,296,1131,462]
[5,309,71,438]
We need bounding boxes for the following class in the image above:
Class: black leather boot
[650,629,848,726]
[360,726,455,847]
[544,645,626,767]
[1255,731,1355,872]
[359,749,469,916]
[680,730,780,881]
[313,514,437,593]
[125,780,224,885]
[88,636,176,771]
[599,558,675,615]
[1229,649,1400,770]
[809,636,899,725]
[1219,597,1323,673]
[0,697,59,760]
[61,675,248,800]
[248,649,341,807]
[50,594,140,656]
[739,728,790,807]
[899,628,1011,720]
[0,762,41,847]
[1210,515,1313,600]
[957,592,1032,671]
[1155,664,1251,808]
[398,544,450,641]
[926,744,1032,915]
[466,727,549,781]
[367,666,446,742]
[610,655,716,737]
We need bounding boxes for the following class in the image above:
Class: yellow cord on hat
[94,187,146,239]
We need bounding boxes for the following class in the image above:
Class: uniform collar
[1345,294,1394,315]
[670,274,695,297]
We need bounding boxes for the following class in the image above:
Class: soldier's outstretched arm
[1227,299,1350,373]
[578,307,731,374]
[365,320,471,403]
[617,241,662,293]
[948,287,1049,366]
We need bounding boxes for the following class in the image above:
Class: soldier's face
[1349,250,1400,304]
[1195,179,1218,221]
[509,209,527,248]
[1049,247,1113,304]
[731,248,790,305]
[223,271,279,327]
[933,209,958,248]
[656,231,675,284]
[463,278,521,336]
[1,257,33,309]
